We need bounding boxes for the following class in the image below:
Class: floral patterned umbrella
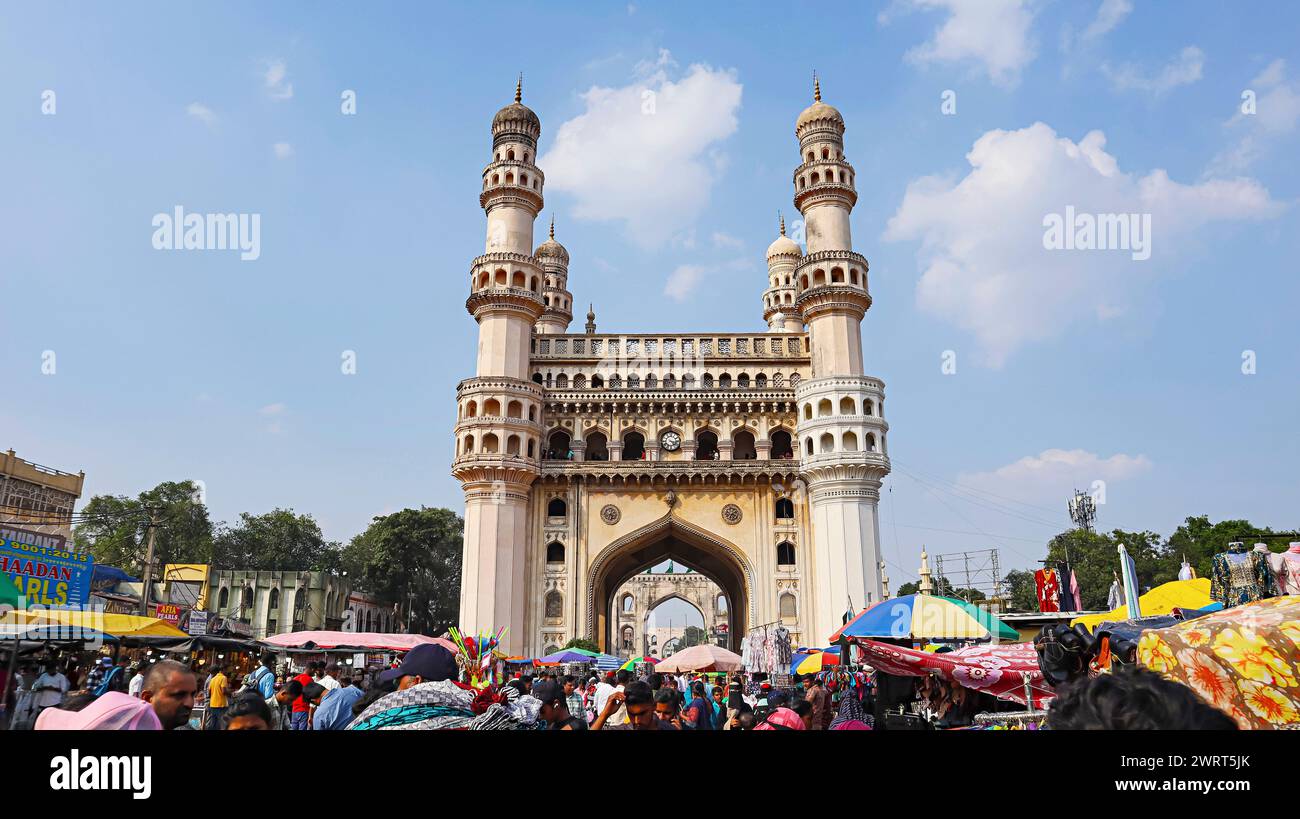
[1137,595,1300,729]
[853,639,1053,707]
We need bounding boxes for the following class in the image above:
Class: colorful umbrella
[620,655,660,670]
[1137,595,1300,729]
[829,594,1019,643]
[537,649,600,664]
[791,647,840,675]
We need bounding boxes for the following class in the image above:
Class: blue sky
[3,1,1297,592]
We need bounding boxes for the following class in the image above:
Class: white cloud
[885,0,1038,87]
[1208,59,1300,174]
[884,122,1282,366]
[540,50,742,248]
[259,402,287,434]
[273,142,294,159]
[186,102,216,126]
[1103,45,1204,93]
[711,231,743,249]
[959,449,1153,505]
[664,264,706,301]
[259,403,286,416]
[1082,0,1132,40]
[264,59,293,100]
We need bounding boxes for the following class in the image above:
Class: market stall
[655,643,744,673]
[1071,578,1218,631]
[853,638,1053,708]
[830,594,1020,643]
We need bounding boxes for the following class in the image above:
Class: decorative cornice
[471,251,543,271]
[456,376,544,398]
[452,457,540,486]
[479,186,544,214]
[796,285,872,321]
[538,459,801,483]
[794,250,869,275]
[465,287,546,321]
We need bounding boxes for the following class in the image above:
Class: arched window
[622,430,645,460]
[839,396,856,414]
[217,587,229,610]
[842,431,858,451]
[591,375,604,388]
[506,434,521,455]
[586,431,609,461]
[804,403,813,420]
[818,399,832,417]
[775,498,794,520]
[805,437,814,456]
[770,430,793,459]
[545,591,562,619]
[864,399,873,416]
[546,541,565,563]
[738,373,750,389]
[482,433,499,454]
[777,541,796,566]
[621,627,634,650]
[717,595,728,614]
[462,434,474,454]
[464,400,477,417]
[241,586,253,608]
[507,400,523,418]
[547,498,567,518]
[269,588,280,610]
[622,594,635,613]
[755,373,767,388]
[779,593,797,624]
[719,373,732,389]
[695,430,719,460]
[866,432,877,452]
[574,374,587,390]
[532,373,543,384]
[702,373,714,389]
[733,429,756,460]
[547,430,571,459]
[819,433,835,453]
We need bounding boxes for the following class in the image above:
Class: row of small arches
[805,147,843,162]
[797,168,853,190]
[485,170,541,191]
[533,372,802,390]
[459,398,538,421]
[803,396,878,418]
[496,148,532,163]
[804,431,879,454]
[473,268,542,292]
[460,432,536,457]
[799,266,862,291]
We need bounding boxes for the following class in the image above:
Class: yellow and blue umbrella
[791,646,840,674]
[829,594,1018,643]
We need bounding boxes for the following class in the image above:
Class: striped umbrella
[594,653,623,671]
[620,655,660,671]
[829,594,1019,643]
[791,646,840,675]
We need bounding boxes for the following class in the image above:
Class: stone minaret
[533,216,573,334]
[454,76,546,650]
[791,75,891,642]
[763,213,803,332]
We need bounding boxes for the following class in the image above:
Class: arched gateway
[588,513,754,654]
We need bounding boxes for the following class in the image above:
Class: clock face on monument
[660,431,681,451]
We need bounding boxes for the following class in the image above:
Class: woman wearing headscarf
[35,692,161,730]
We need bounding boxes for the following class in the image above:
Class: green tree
[564,637,598,653]
[896,581,919,596]
[74,480,214,574]
[680,625,709,648]
[213,509,341,571]
[1002,569,1038,612]
[341,507,463,636]
[1043,528,1165,610]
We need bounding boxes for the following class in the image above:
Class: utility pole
[138,506,160,617]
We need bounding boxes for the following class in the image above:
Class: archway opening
[591,518,749,656]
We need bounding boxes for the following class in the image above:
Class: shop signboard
[188,609,209,636]
[151,602,183,626]
[0,531,93,607]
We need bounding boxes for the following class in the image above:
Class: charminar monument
[453,76,891,655]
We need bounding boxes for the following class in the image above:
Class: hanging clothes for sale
[1055,562,1076,611]
[1210,542,1276,608]
[1268,543,1300,596]
[1034,568,1060,612]
[1178,557,1197,581]
[1107,574,1124,610]
[1068,570,1082,613]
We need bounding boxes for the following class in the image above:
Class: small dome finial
[515,73,523,103]
[549,213,555,240]
[813,71,821,102]
[779,211,786,236]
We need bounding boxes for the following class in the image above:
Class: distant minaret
[454,76,547,651]
[763,212,803,332]
[791,74,891,642]
[534,215,573,334]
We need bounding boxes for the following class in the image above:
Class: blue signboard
[0,536,95,607]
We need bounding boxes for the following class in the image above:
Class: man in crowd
[128,663,146,697]
[30,660,69,720]
[319,663,341,693]
[312,675,365,730]
[267,678,302,730]
[140,659,197,730]
[654,688,685,729]
[803,673,832,730]
[204,664,230,730]
[594,681,676,730]
[562,675,584,719]
[242,653,278,699]
[290,663,315,730]
[533,679,586,730]
[376,643,458,690]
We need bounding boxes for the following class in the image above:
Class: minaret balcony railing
[482,159,546,185]
[479,183,544,211]
[793,180,858,210]
[793,250,869,276]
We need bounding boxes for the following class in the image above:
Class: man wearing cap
[377,643,459,690]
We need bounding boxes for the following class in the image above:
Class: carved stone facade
[455,78,890,655]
